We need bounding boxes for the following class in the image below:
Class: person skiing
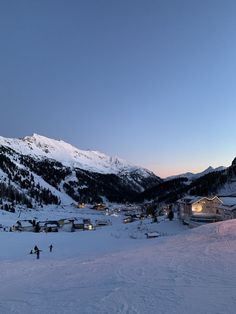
[35,248,40,259]
[34,245,39,253]
[49,244,53,252]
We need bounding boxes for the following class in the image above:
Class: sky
[0,0,236,178]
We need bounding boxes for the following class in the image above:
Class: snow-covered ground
[0,206,236,314]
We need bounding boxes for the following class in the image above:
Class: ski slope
[0,209,236,314]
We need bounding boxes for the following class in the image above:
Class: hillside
[0,134,161,206]
[138,160,236,203]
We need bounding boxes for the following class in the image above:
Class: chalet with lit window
[178,196,223,226]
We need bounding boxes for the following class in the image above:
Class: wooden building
[178,196,223,226]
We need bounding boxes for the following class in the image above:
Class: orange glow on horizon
[141,159,230,179]
[148,165,212,179]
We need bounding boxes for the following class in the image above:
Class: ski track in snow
[0,212,236,313]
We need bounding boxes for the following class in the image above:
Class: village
[1,194,236,237]
[0,201,166,238]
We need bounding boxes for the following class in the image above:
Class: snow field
[0,208,236,313]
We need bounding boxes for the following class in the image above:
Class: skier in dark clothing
[36,249,40,259]
[49,244,53,252]
[33,245,41,259]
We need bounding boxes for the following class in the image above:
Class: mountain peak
[23,133,64,146]
[0,134,154,176]
[0,133,161,205]
[232,157,236,166]
[205,166,213,171]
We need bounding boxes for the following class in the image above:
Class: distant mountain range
[138,162,236,203]
[165,166,226,181]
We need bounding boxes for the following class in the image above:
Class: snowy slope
[0,134,152,175]
[0,208,236,314]
[218,180,236,196]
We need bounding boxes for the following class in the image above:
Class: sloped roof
[16,220,33,227]
[178,196,223,205]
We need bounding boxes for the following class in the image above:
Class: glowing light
[192,203,202,213]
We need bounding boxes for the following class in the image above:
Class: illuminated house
[178,196,223,226]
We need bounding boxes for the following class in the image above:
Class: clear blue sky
[0,0,236,177]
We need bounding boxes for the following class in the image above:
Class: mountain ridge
[0,134,161,206]
[0,133,234,208]
[165,166,226,181]
[137,162,236,204]
[0,133,150,175]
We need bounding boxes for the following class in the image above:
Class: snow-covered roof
[178,196,223,205]
[146,232,159,237]
[45,223,58,227]
[16,220,33,227]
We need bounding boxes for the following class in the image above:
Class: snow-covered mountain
[0,134,149,175]
[0,134,161,207]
